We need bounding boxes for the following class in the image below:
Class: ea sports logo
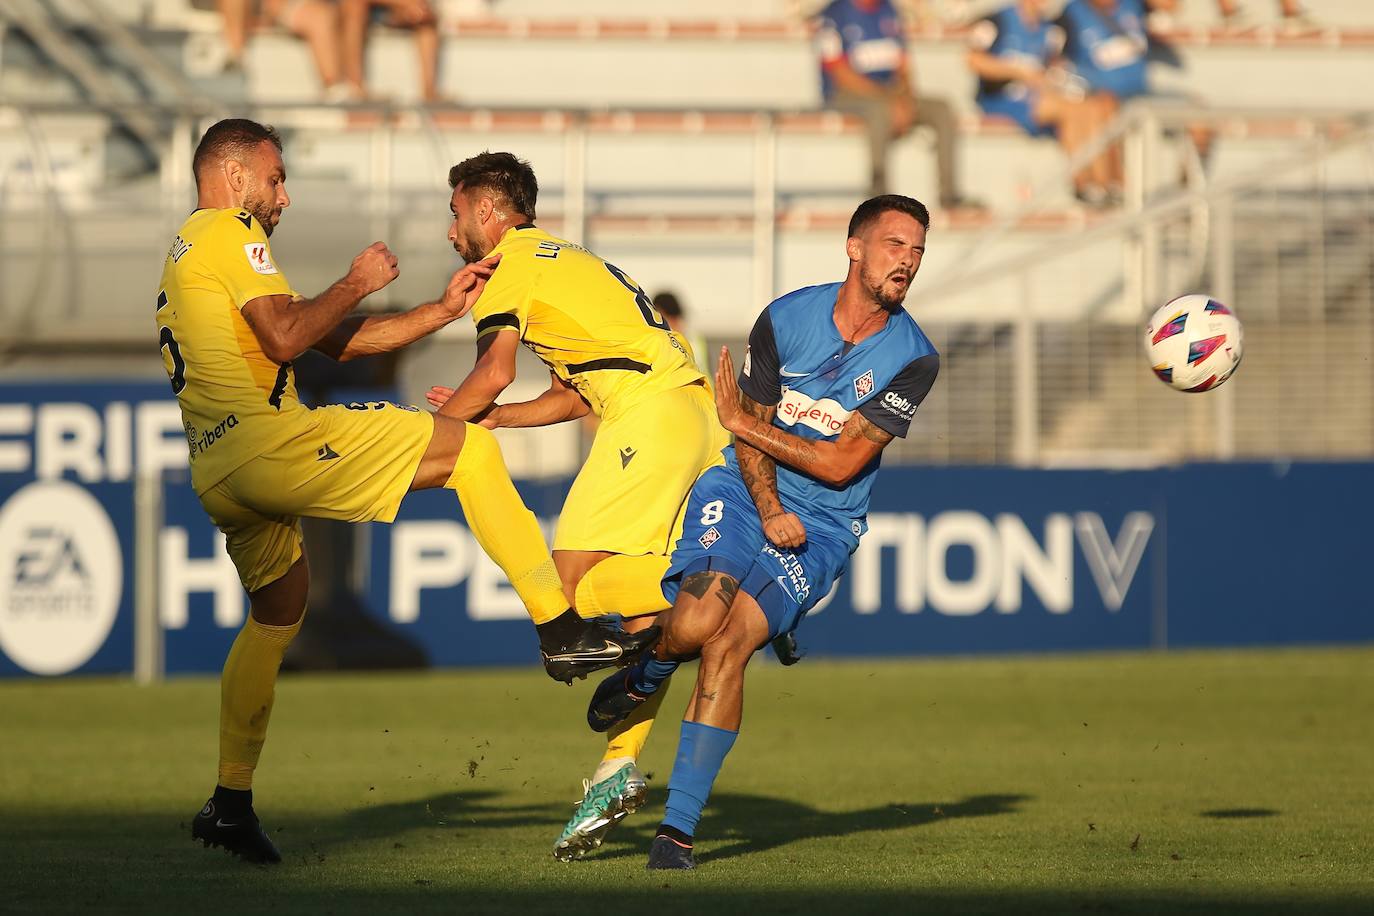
[0,481,122,675]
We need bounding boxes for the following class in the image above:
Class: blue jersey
[814,0,907,101]
[970,6,1065,104]
[731,282,939,535]
[1058,0,1149,99]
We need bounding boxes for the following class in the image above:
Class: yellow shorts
[198,400,434,592]
[554,382,728,556]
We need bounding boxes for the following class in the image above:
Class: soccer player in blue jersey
[583,195,940,869]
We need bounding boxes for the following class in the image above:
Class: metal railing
[900,102,1374,466]
[2,99,1371,467]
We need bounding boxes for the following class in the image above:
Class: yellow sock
[218,612,304,790]
[447,423,567,625]
[574,554,672,620]
[599,675,670,776]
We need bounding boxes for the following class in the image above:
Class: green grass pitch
[2,647,1371,915]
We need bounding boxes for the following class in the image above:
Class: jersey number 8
[605,262,669,331]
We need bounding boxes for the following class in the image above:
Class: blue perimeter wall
[0,383,1370,676]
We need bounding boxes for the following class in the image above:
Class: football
[1144,294,1244,392]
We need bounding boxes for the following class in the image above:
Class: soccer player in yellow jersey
[166,120,656,864]
[424,152,730,857]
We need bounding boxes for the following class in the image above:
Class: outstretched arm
[427,370,590,428]
[241,241,400,364]
[313,255,500,361]
[715,346,893,488]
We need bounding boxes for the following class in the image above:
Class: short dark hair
[193,118,282,182]
[448,151,538,220]
[652,291,683,319]
[847,194,930,239]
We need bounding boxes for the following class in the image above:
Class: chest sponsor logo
[853,369,874,399]
[244,243,278,275]
[776,388,852,437]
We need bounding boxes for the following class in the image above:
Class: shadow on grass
[7,791,1371,916]
[1200,808,1280,819]
[589,791,1030,864]
[297,789,1028,863]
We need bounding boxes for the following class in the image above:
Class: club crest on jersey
[244,243,278,275]
[853,369,875,399]
[699,526,721,549]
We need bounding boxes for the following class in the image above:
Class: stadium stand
[1,0,1371,467]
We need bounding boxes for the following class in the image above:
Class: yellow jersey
[471,225,706,418]
[155,208,305,494]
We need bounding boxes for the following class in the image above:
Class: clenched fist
[349,241,400,297]
[762,510,807,549]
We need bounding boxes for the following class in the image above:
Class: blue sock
[661,720,738,838]
[630,656,679,696]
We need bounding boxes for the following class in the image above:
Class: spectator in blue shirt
[815,0,976,208]
[1058,0,1154,102]
[967,0,1122,206]
[1059,0,1220,184]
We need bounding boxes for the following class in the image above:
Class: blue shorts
[978,94,1056,139]
[662,466,857,641]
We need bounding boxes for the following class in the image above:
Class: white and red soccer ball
[1143,294,1244,393]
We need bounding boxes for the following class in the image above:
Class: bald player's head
[193,119,289,236]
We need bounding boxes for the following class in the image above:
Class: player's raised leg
[551,567,740,862]
[552,612,666,861]
[412,413,658,681]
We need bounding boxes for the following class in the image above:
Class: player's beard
[453,224,487,264]
[862,263,911,312]
[241,191,280,237]
[453,229,486,265]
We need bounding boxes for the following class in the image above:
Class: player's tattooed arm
[734,393,809,549]
[716,346,893,487]
[735,395,784,521]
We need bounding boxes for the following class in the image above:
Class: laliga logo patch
[699,526,721,549]
[742,348,752,378]
[853,369,874,399]
[244,243,279,275]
